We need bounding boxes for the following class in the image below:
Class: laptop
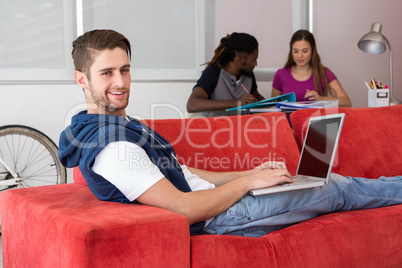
[249,113,345,196]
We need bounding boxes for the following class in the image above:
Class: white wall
[313,0,402,107]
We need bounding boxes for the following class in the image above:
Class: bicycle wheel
[0,125,67,191]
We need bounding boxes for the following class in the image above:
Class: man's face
[80,48,131,117]
[240,49,258,76]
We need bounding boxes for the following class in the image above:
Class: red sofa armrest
[0,184,190,267]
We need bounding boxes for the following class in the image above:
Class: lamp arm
[383,35,393,95]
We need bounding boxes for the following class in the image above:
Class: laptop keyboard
[280,176,319,186]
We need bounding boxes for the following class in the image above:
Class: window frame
[0,0,77,84]
[0,0,311,84]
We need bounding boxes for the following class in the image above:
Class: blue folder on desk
[226,92,296,111]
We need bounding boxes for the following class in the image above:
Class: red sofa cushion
[290,106,402,178]
[190,204,402,267]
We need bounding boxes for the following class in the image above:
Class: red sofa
[1,106,402,267]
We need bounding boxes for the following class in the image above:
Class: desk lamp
[358,22,402,105]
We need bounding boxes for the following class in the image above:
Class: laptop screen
[297,116,343,178]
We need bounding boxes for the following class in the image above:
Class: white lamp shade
[358,22,387,54]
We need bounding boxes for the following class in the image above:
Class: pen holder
[368,88,389,107]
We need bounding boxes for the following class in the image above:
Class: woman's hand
[304,89,321,101]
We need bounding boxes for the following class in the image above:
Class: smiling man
[59,29,402,238]
[72,31,131,116]
[59,29,294,236]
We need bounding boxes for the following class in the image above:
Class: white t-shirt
[92,141,215,202]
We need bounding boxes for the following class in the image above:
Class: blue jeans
[203,174,402,237]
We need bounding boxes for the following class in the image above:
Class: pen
[365,81,371,90]
[240,83,250,94]
[371,78,377,89]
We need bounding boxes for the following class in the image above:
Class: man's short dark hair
[72,29,131,77]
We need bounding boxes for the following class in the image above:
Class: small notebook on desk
[226,92,296,111]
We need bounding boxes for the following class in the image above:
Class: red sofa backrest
[143,112,300,172]
[74,112,300,185]
[290,105,402,178]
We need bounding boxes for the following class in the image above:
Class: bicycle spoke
[18,148,54,176]
[18,136,41,173]
[21,162,59,179]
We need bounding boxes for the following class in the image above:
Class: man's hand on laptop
[238,161,293,189]
[241,167,293,190]
[256,161,287,170]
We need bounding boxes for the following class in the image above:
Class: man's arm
[186,86,257,113]
[93,142,291,226]
[187,167,246,186]
[252,89,265,102]
[187,161,286,186]
[136,167,292,225]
